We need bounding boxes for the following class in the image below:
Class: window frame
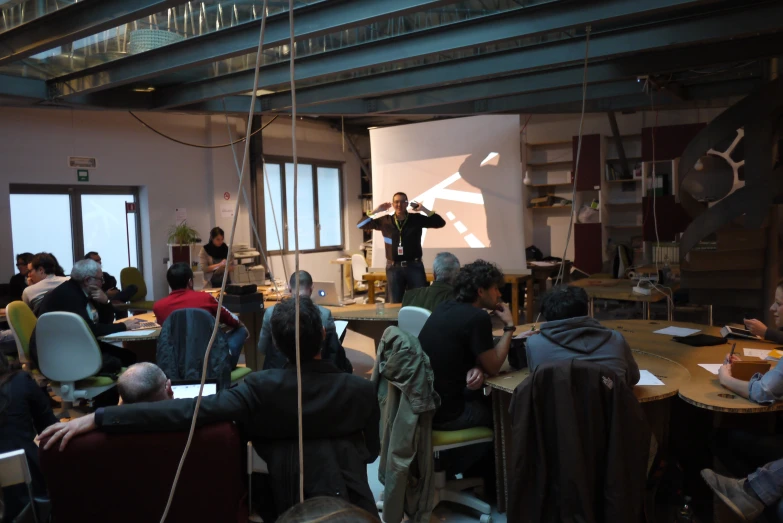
[9,183,143,274]
[261,156,345,255]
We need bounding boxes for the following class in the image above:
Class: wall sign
[77,169,89,182]
[69,156,97,169]
[223,192,230,200]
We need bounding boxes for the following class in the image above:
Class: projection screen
[369,115,528,273]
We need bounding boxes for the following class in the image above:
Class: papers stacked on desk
[638,370,664,386]
[654,326,701,337]
[102,329,157,339]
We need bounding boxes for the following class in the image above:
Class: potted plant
[167,222,200,264]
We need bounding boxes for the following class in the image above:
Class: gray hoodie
[525,316,640,386]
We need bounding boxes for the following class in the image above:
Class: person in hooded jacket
[525,285,640,386]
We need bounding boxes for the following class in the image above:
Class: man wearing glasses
[358,192,445,303]
[8,253,33,302]
[31,258,142,373]
[84,252,137,304]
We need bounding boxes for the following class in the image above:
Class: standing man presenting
[357,192,445,303]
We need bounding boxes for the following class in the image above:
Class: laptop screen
[171,383,217,399]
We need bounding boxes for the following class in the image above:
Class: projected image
[370,114,526,271]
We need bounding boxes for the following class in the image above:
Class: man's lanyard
[393,214,408,242]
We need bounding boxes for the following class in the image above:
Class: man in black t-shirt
[418,260,514,491]
[357,192,445,303]
[418,259,514,430]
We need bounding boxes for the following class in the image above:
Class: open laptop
[170,379,218,399]
[312,281,350,307]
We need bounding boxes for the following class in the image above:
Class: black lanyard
[394,214,408,243]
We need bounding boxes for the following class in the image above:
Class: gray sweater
[526,316,640,386]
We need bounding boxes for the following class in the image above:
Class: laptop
[170,379,218,400]
[312,281,349,307]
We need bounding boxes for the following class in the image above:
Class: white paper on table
[653,326,702,337]
[102,329,157,339]
[638,370,665,386]
[744,348,772,359]
[698,363,722,375]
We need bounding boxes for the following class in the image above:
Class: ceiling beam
[51,0,452,98]
[0,0,181,66]
[259,4,783,113]
[0,74,47,100]
[148,0,718,109]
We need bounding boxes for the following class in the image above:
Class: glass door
[80,193,139,282]
[9,193,75,274]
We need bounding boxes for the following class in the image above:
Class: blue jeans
[226,326,249,368]
[386,261,428,304]
[749,458,783,507]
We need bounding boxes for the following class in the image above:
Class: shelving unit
[529,205,572,210]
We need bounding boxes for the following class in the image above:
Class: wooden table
[570,278,679,320]
[327,303,400,322]
[330,258,354,299]
[362,271,534,324]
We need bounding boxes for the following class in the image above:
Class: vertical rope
[287,0,305,504]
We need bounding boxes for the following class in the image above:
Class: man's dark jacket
[30,278,125,368]
[508,359,651,523]
[401,281,454,312]
[95,360,380,519]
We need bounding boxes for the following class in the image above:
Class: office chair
[398,306,431,337]
[0,449,49,523]
[5,302,47,385]
[119,267,155,311]
[36,312,121,418]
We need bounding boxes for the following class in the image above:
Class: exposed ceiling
[0,0,780,129]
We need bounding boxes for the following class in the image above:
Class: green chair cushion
[52,367,126,389]
[231,367,253,383]
[432,427,494,448]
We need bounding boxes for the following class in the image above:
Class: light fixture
[694,158,704,171]
[132,86,156,93]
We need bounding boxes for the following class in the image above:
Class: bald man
[117,363,173,405]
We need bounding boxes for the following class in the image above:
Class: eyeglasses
[16,262,26,267]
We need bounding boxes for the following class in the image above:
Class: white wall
[0,107,251,300]
[260,117,365,285]
[521,107,726,260]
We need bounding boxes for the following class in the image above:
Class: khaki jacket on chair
[371,326,440,523]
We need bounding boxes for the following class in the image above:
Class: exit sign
[125,202,137,213]
[77,169,89,182]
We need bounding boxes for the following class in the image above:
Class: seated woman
[744,279,783,343]
[0,358,57,520]
[198,227,234,289]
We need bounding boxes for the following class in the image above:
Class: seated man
[526,285,640,386]
[23,252,68,314]
[32,259,141,373]
[117,362,173,405]
[153,263,248,368]
[84,252,137,304]
[9,252,33,302]
[401,251,460,311]
[259,270,352,373]
[418,259,515,431]
[39,297,380,519]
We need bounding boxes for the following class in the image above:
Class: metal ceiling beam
[150,0,718,109]
[0,0,181,66]
[182,95,367,115]
[260,3,783,113]
[52,0,452,98]
[0,74,47,99]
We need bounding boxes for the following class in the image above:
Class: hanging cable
[129,110,278,149]
[531,26,590,329]
[158,1,270,521]
[221,101,282,297]
[287,0,305,504]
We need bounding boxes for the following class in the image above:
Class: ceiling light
[132,86,155,93]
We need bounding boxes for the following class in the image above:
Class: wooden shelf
[606,178,641,184]
[528,182,572,188]
[527,160,572,168]
[606,156,643,162]
[604,201,642,207]
[526,140,571,147]
[529,205,572,210]
[605,224,643,229]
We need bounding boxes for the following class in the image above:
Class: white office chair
[351,254,370,293]
[36,312,120,418]
[398,306,431,337]
[0,449,41,523]
[247,442,269,523]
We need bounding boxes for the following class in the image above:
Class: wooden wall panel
[641,123,706,161]
[573,134,601,191]
[574,222,602,274]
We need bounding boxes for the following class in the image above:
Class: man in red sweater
[153,263,249,368]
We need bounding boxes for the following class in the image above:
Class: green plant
[167,222,200,245]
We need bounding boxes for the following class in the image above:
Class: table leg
[338,265,346,299]
[667,299,673,322]
[511,283,519,326]
[499,392,514,513]
[525,277,535,324]
[492,391,506,513]
[368,280,376,303]
[589,297,595,318]
[708,304,713,326]
[643,302,651,320]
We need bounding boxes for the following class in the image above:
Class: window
[261,158,344,253]
[9,185,142,279]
